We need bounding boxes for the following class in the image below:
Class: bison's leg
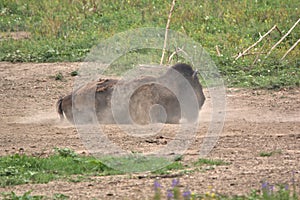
[159,96,181,124]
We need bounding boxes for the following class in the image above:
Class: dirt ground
[0,62,299,199]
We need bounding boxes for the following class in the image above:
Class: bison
[56,63,205,124]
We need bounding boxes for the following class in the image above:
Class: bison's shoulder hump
[169,63,195,77]
[96,78,118,92]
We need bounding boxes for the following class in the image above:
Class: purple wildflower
[167,189,174,199]
[183,190,191,199]
[291,171,295,185]
[262,182,269,190]
[269,185,274,193]
[285,184,289,191]
[154,180,161,191]
[172,179,179,187]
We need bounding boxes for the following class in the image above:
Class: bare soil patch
[0,62,299,199]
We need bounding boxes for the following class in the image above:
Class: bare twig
[167,47,189,64]
[281,38,300,60]
[160,0,176,65]
[252,42,267,65]
[244,52,267,56]
[266,18,300,57]
[168,47,181,64]
[275,26,282,35]
[232,52,267,58]
[235,25,278,60]
[215,45,221,56]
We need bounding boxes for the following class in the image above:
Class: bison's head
[167,63,205,109]
[158,63,205,122]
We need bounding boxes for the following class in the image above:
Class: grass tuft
[193,158,229,166]
[259,150,282,157]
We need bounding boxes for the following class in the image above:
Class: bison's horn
[192,69,198,79]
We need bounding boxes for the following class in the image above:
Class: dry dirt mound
[0,62,299,199]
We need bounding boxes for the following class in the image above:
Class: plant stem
[160,0,176,65]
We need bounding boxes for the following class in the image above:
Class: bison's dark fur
[57,63,205,124]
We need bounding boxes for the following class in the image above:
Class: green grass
[99,153,184,173]
[259,150,282,157]
[0,0,299,88]
[152,161,185,175]
[1,191,69,200]
[0,149,228,187]
[193,158,229,166]
[0,149,120,187]
[1,150,298,200]
[0,148,188,186]
[260,152,274,157]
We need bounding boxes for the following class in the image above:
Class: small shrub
[54,147,77,158]
[70,70,78,76]
[54,72,64,81]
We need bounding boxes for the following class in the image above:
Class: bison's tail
[56,97,64,121]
